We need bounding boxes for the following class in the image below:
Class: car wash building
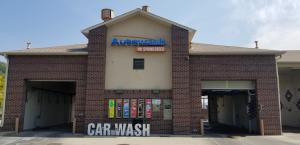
[0,6,284,135]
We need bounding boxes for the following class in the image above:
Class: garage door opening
[201,81,259,135]
[23,81,75,132]
[278,68,300,132]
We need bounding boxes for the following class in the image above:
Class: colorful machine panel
[145,99,152,118]
[116,99,122,118]
[163,99,172,120]
[138,99,144,118]
[108,99,115,118]
[152,99,161,112]
[131,99,137,118]
[123,99,130,118]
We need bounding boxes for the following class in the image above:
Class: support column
[84,26,107,132]
[171,25,191,134]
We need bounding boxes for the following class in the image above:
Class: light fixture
[152,90,160,94]
[114,90,124,94]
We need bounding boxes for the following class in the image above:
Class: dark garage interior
[202,89,259,135]
[23,81,76,132]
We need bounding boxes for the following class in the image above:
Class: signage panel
[136,46,165,52]
[108,99,115,118]
[145,99,152,118]
[116,99,122,118]
[123,99,130,118]
[111,38,166,46]
[152,99,161,112]
[138,99,144,118]
[131,99,137,118]
[87,123,150,136]
[163,99,172,120]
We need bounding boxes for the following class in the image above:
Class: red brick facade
[0,24,282,135]
[171,25,191,134]
[1,55,87,132]
[103,90,172,134]
[84,26,107,132]
[190,55,282,135]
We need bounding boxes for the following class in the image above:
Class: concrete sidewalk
[0,131,299,145]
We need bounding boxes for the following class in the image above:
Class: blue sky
[1,0,300,61]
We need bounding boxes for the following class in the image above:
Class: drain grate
[48,143,62,145]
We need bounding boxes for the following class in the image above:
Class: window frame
[133,58,145,70]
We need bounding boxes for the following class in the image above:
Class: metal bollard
[15,117,19,134]
[72,118,76,134]
[200,119,204,135]
[260,119,264,136]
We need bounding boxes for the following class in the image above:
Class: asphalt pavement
[0,131,299,145]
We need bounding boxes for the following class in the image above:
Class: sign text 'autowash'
[111,38,166,46]
[87,123,150,136]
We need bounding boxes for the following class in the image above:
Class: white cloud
[230,0,300,50]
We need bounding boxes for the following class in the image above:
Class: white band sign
[136,46,165,52]
[87,123,150,136]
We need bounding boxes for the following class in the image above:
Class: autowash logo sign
[87,123,150,136]
[111,38,166,46]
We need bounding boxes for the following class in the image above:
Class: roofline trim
[0,52,88,56]
[81,8,196,37]
[189,51,285,56]
[277,61,300,64]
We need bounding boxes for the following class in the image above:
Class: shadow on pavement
[283,126,300,133]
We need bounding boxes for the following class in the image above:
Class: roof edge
[0,52,88,56]
[81,8,196,38]
[277,61,300,64]
[190,42,286,56]
[189,51,285,56]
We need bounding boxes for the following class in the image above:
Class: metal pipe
[200,119,204,135]
[73,118,76,134]
[15,117,19,134]
[260,119,264,135]
[275,57,283,135]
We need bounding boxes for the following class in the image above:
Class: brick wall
[1,55,87,132]
[189,55,282,135]
[1,24,282,136]
[171,25,191,134]
[84,26,107,132]
[103,90,172,134]
[208,96,218,125]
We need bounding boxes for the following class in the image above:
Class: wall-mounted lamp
[114,90,124,94]
[152,90,160,94]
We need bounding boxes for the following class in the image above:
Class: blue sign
[123,99,130,118]
[111,38,166,46]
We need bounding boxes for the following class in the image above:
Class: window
[133,58,144,69]
[201,96,208,109]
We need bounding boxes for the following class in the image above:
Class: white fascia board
[2,52,88,56]
[81,8,196,38]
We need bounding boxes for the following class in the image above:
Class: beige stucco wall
[105,15,172,90]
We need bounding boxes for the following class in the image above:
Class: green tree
[0,62,5,75]
[0,62,5,108]
[0,75,4,108]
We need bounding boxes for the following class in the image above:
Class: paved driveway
[0,131,300,145]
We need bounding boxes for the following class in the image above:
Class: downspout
[1,54,9,127]
[275,54,282,134]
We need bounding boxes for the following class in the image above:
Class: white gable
[81,8,196,41]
